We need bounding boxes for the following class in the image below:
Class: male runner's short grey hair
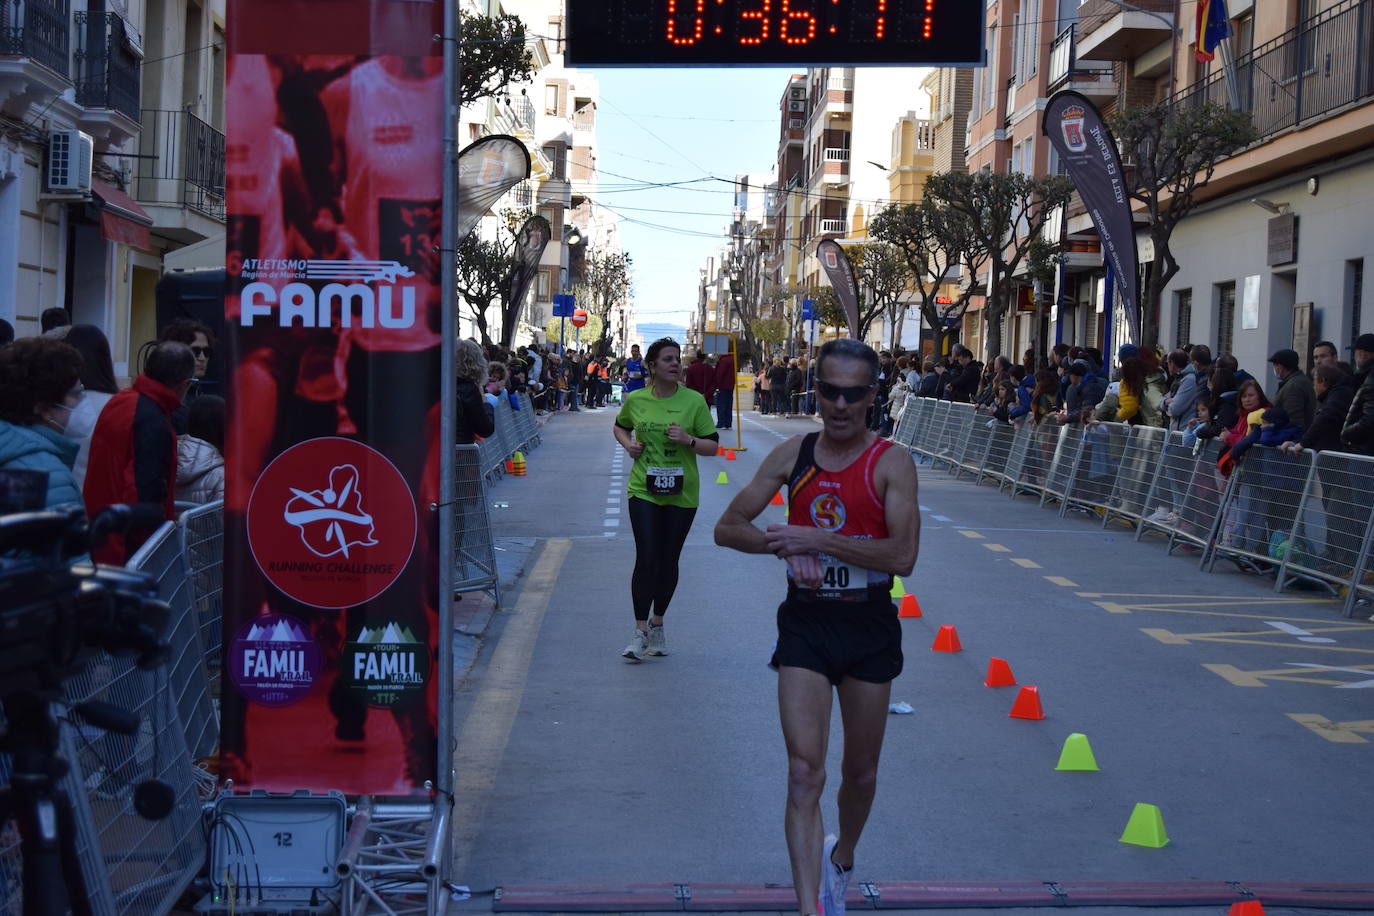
[816,338,879,385]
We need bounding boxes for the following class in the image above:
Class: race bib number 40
[646,465,684,496]
[816,552,866,598]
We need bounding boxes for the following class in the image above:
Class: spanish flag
[1195,0,1232,62]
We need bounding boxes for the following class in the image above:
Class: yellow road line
[983,543,1011,553]
[450,538,571,876]
[1044,576,1079,587]
[1288,713,1374,744]
[1010,558,1041,569]
[1142,627,1374,654]
[958,529,985,539]
[1203,662,1374,687]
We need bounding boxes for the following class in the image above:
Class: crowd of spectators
[894,336,1374,464]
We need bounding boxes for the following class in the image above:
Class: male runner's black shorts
[770,595,904,685]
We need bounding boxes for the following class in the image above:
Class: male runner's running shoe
[622,630,648,662]
[645,624,668,656]
[819,833,850,916]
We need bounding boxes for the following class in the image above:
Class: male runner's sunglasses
[816,380,876,403]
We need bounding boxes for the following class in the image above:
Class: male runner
[715,338,920,916]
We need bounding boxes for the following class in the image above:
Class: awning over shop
[91,179,154,251]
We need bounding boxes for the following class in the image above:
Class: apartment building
[458,0,624,351]
[1071,0,1374,381]
[1,0,224,372]
[958,0,1078,363]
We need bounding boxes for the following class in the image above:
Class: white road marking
[932,515,951,522]
[1266,621,1338,644]
[606,506,620,515]
[603,518,619,527]
[1285,663,1374,688]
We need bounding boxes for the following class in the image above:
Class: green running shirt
[615,385,718,508]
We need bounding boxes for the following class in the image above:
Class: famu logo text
[240,260,418,329]
[345,621,430,709]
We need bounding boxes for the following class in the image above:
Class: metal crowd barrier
[892,397,1374,618]
[479,392,543,479]
[454,443,502,605]
[54,522,209,914]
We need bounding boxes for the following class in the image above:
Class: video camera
[0,470,174,914]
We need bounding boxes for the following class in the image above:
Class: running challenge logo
[238,260,419,329]
[247,437,417,609]
[809,493,847,531]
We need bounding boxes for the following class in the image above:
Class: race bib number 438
[646,465,684,496]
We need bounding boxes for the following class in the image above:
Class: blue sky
[583,67,799,333]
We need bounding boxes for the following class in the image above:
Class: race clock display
[566,0,985,66]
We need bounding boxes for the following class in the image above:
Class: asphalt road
[447,406,1374,909]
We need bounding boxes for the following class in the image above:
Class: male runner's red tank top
[786,432,893,600]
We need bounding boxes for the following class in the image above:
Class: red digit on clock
[667,0,706,45]
[780,0,817,44]
[738,0,770,45]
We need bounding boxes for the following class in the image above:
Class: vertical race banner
[817,238,862,338]
[1042,90,1140,344]
[223,0,444,794]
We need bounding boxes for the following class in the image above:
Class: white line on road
[931,515,951,522]
[1285,663,1374,687]
[1266,621,1338,644]
[603,518,619,526]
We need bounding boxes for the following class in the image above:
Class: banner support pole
[438,0,459,805]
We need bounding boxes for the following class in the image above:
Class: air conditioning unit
[788,118,803,129]
[791,88,805,99]
[47,129,93,193]
[788,100,805,112]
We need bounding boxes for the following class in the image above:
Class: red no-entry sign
[570,308,588,328]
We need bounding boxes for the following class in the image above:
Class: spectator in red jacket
[83,341,196,564]
[685,351,716,404]
[712,351,735,430]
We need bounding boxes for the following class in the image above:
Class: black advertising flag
[1042,91,1139,343]
[457,135,530,244]
[817,239,861,339]
[502,215,551,345]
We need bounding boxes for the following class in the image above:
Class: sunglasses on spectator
[191,346,213,358]
[816,379,876,403]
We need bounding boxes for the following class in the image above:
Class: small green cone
[716,471,729,484]
[890,575,905,598]
[1054,733,1099,772]
[1119,803,1169,848]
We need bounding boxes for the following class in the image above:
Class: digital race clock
[565,0,985,67]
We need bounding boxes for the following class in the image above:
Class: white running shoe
[622,630,648,662]
[818,833,850,916]
[645,624,668,656]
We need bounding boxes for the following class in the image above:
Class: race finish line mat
[493,881,1374,911]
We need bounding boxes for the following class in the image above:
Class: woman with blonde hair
[455,338,494,444]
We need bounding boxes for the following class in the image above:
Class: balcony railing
[1172,0,1374,143]
[0,0,70,77]
[513,96,535,134]
[1049,24,1116,91]
[74,11,139,122]
[820,218,846,233]
[823,147,850,161]
[135,109,224,220]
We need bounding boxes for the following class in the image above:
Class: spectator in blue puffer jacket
[0,337,85,510]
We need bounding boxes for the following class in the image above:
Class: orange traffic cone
[984,657,1017,687]
[725,449,737,461]
[898,594,922,618]
[769,491,786,506]
[1229,902,1265,916]
[1009,685,1044,720]
[930,625,961,652]
[717,445,725,456]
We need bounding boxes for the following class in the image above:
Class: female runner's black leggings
[627,496,697,622]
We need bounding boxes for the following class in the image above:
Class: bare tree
[870,195,989,358]
[927,171,1073,361]
[847,242,910,347]
[455,232,515,346]
[572,248,632,357]
[1112,101,1257,348]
